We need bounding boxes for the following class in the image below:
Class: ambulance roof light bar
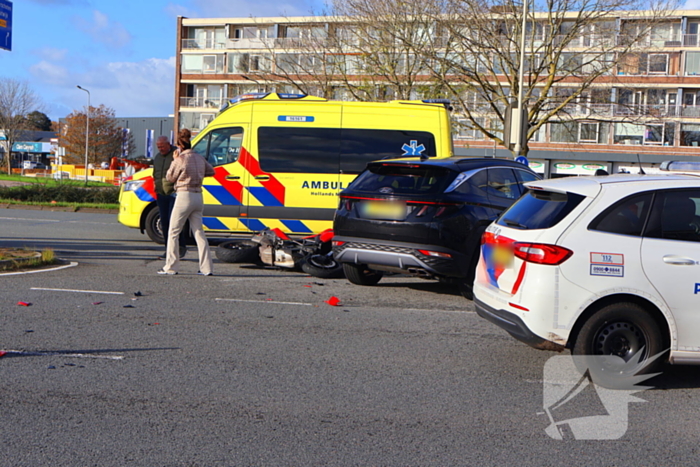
[220,92,308,112]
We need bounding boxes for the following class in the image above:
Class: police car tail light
[513,242,572,265]
[333,241,345,247]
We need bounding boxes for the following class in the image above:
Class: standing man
[153,136,187,259]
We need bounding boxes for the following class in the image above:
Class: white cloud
[32,47,69,61]
[86,57,177,117]
[30,57,176,119]
[73,10,132,50]
[30,61,72,87]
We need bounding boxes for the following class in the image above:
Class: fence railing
[179,96,226,109]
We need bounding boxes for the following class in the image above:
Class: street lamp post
[76,85,90,184]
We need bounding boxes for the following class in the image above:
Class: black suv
[333,157,540,298]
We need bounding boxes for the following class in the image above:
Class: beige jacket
[166,149,215,193]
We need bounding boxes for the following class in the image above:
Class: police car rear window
[496,190,585,230]
[348,165,455,195]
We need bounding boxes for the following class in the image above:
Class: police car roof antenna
[637,153,646,175]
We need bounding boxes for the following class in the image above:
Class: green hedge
[0,185,119,204]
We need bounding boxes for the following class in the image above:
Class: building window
[614,123,644,145]
[686,52,700,76]
[648,54,668,74]
[680,123,700,146]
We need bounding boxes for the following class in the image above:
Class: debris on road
[325,296,341,306]
[92,301,103,305]
[17,301,31,307]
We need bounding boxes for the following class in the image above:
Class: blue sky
[1,0,323,121]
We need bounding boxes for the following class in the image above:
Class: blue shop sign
[12,142,51,153]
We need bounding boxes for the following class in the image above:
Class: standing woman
[158,129,215,276]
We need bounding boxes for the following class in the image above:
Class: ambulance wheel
[301,254,344,279]
[572,302,667,388]
[145,207,164,244]
[215,239,259,263]
[343,263,383,286]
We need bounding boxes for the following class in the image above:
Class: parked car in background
[474,172,700,382]
[333,157,540,298]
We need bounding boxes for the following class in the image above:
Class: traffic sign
[515,156,529,166]
[0,0,12,52]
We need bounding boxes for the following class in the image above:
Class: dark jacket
[153,146,176,195]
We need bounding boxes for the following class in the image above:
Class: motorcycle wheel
[301,253,345,279]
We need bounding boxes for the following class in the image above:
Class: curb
[1,203,118,214]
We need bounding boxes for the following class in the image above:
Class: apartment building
[175,12,700,177]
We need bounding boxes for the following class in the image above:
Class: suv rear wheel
[573,302,667,387]
[343,263,383,286]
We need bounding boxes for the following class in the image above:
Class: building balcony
[179,96,226,109]
[181,39,228,50]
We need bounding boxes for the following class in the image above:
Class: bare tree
[255,1,441,101]
[277,0,677,155]
[0,78,43,174]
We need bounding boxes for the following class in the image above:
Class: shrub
[0,185,119,204]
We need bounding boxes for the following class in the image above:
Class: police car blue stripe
[203,217,229,231]
[248,187,284,207]
[280,220,313,233]
[205,185,242,206]
[239,218,267,231]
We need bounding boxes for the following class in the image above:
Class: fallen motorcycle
[215,228,344,279]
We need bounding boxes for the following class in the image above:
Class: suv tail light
[513,242,573,265]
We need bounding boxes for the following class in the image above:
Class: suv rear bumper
[334,237,464,277]
[474,298,565,351]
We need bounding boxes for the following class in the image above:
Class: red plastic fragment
[17,301,31,307]
[92,302,104,305]
[303,285,312,288]
[325,296,341,306]
[0,351,6,358]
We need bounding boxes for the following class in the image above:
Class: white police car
[474,165,700,373]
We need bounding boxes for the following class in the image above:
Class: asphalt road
[1,208,700,466]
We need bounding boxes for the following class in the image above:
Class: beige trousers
[163,191,213,275]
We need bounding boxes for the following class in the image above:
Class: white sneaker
[157,269,178,275]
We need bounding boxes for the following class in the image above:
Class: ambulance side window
[192,127,244,167]
[258,127,341,173]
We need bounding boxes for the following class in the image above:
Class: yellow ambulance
[118,92,453,243]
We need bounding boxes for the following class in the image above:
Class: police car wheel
[572,302,667,387]
[301,254,344,279]
[342,263,383,286]
[145,208,165,245]
[215,239,260,263]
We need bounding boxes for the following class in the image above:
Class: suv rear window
[348,164,455,195]
[496,190,585,230]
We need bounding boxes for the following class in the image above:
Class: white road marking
[1,350,124,360]
[0,261,78,276]
[216,298,312,306]
[0,217,60,222]
[30,287,124,295]
[0,216,114,226]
